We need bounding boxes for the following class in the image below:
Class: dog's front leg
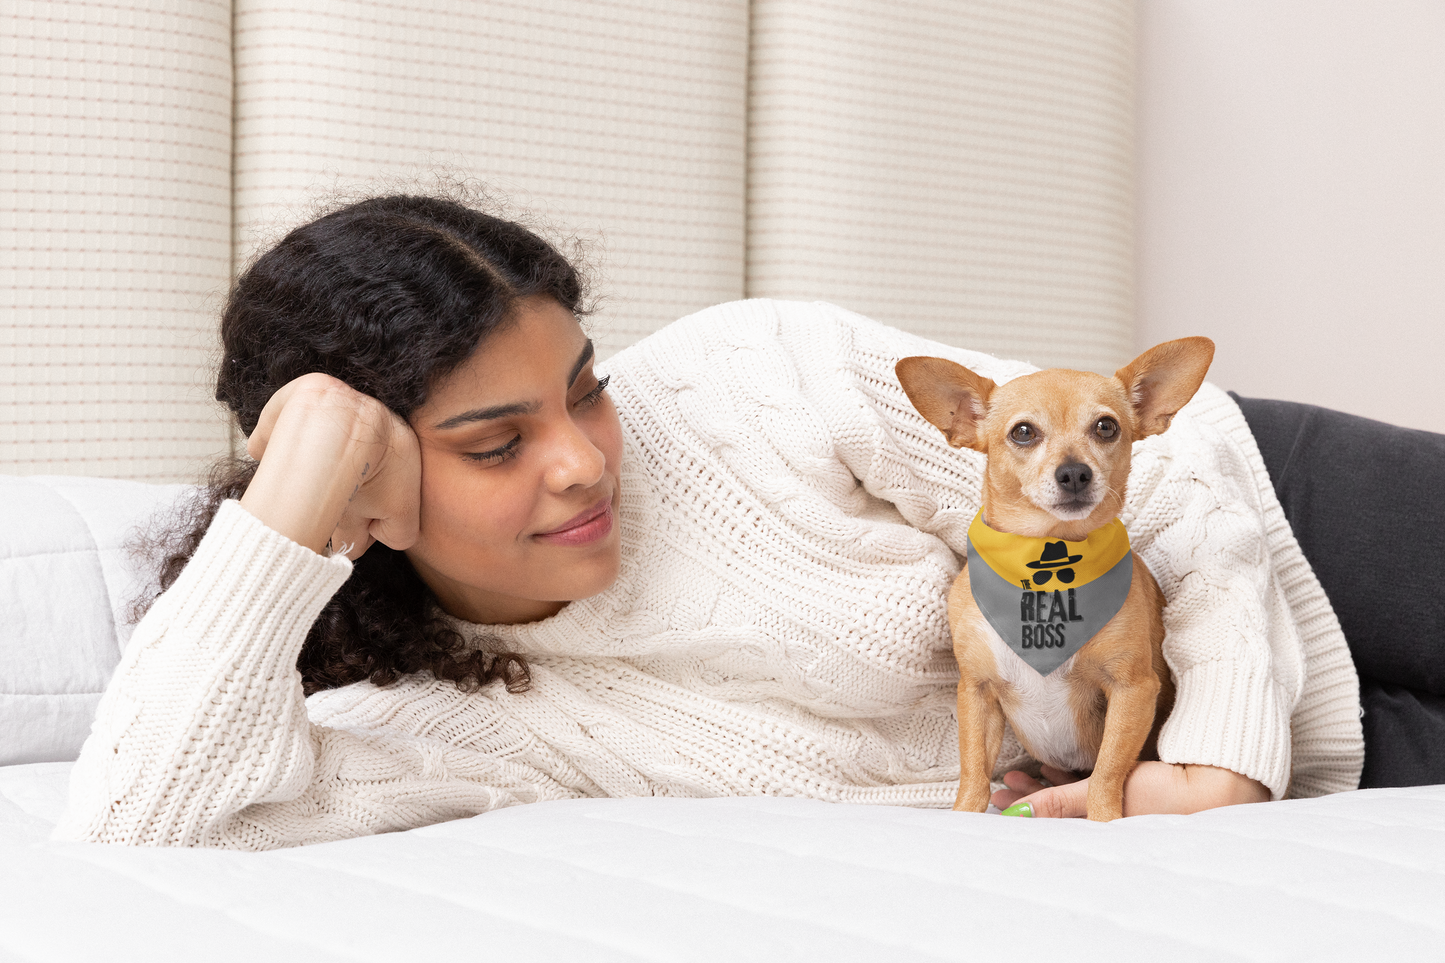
[1087,674,1160,821]
[954,668,1004,812]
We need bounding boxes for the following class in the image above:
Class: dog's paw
[953,785,991,813]
[1085,802,1124,821]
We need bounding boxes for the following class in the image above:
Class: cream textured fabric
[0,0,234,480]
[5,2,1145,480]
[231,0,750,355]
[747,0,1137,374]
[57,302,1362,849]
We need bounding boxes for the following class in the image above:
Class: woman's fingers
[244,374,313,461]
[990,771,1036,810]
[245,372,366,462]
[354,411,423,553]
[240,373,420,556]
[1016,779,1089,818]
[990,768,1087,813]
[326,514,376,561]
[1004,771,1044,793]
[1039,764,1084,785]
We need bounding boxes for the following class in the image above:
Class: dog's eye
[1095,417,1119,440]
[1009,423,1037,445]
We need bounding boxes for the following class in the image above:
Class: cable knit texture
[56,300,1363,849]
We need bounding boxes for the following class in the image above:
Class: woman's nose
[544,419,607,492]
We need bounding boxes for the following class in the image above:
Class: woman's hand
[239,373,422,559]
[992,762,1270,818]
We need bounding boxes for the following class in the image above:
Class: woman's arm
[991,763,1269,817]
[56,377,566,848]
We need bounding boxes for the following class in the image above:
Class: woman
[55,195,1364,849]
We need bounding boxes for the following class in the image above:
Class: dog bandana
[966,511,1135,676]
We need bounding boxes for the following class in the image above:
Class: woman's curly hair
[136,194,590,696]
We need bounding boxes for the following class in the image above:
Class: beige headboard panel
[2,0,1135,482]
[748,0,1135,375]
[231,0,753,356]
[0,1,235,481]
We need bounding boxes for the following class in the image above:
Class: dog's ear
[1113,337,1215,438]
[895,356,996,450]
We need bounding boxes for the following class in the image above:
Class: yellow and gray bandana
[966,511,1134,676]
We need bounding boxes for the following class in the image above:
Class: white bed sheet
[2,762,1440,962]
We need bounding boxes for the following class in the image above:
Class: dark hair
[139,194,590,695]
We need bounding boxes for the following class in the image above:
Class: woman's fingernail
[1000,801,1034,818]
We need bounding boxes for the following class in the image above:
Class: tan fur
[899,338,1212,821]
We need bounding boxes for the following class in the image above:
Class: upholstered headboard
[1,0,1137,482]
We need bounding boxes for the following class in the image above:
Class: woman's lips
[534,497,613,546]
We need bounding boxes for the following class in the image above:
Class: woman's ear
[895,356,996,451]
[1113,337,1215,438]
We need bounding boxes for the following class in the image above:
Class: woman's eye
[464,435,521,464]
[1095,417,1119,440]
[1009,423,1037,445]
[576,374,610,409]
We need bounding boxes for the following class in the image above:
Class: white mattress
[3,761,1441,961]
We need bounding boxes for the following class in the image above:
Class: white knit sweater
[56,300,1364,849]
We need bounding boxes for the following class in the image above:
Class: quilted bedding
[2,760,1442,962]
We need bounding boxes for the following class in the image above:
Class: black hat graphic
[1026,541,1084,569]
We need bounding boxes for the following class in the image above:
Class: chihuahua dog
[895,338,1214,821]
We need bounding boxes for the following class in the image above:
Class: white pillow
[0,475,190,764]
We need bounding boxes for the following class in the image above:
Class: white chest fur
[972,614,1097,773]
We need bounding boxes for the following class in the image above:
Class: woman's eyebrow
[433,340,595,431]
[433,400,539,430]
[567,340,595,388]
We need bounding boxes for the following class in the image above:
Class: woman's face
[404,295,624,625]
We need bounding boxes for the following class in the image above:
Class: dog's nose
[1055,462,1093,494]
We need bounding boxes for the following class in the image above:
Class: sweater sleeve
[767,301,1303,797]
[55,501,565,849]
[776,300,1033,558]
[1120,392,1299,798]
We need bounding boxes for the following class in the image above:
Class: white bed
[3,473,1443,961]
[3,759,1443,961]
